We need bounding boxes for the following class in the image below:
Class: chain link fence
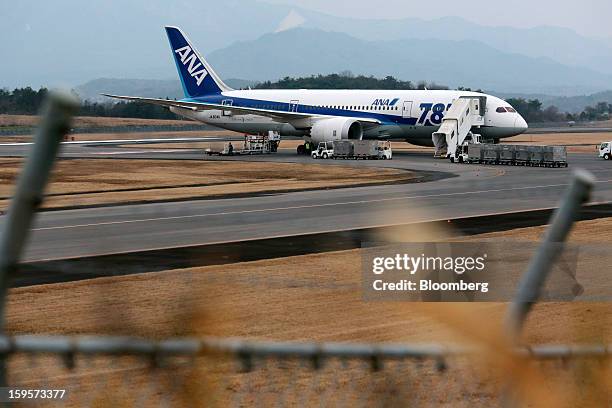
[1,336,609,407]
[0,93,610,407]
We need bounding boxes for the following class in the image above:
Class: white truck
[313,140,392,160]
[311,141,334,159]
[599,141,611,160]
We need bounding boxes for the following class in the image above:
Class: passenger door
[289,100,299,113]
[402,101,413,119]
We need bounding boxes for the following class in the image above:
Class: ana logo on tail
[174,46,208,86]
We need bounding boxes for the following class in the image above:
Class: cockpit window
[496,107,507,113]
[506,107,517,113]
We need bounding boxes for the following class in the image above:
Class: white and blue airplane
[105,26,528,152]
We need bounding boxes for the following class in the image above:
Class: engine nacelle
[309,118,363,143]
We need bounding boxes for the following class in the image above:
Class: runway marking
[88,149,195,155]
[23,199,612,263]
[0,137,230,147]
[89,150,152,155]
[32,179,612,232]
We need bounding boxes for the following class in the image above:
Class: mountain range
[205,28,612,96]
[294,13,612,77]
[3,0,612,96]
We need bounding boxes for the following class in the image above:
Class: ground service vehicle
[205,133,280,156]
[600,142,611,160]
[328,140,392,160]
[377,141,393,160]
[311,142,334,159]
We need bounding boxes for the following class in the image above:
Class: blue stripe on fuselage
[183,95,421,126]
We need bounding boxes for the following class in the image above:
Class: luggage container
[528,146,545,166]
[499,145,516,165]
[543,146,568,167]
[482,144,501,164]
[466,143,485,163]
[514,146,530,165]
[332,140,354,159]
[457,142,568,168]
[354,140,378,159]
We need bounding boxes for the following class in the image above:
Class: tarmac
[0,142,610,263]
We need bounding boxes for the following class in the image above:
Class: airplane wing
[0,137,243,147]
[102,94,382,128]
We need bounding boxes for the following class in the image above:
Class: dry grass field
[66,129,238,141]
[0,158,416,210]
[6,217,610,343]
[0,130,241,144]
[0,114,198,128]
[4,216,610,407]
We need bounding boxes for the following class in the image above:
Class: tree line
[1,81,610,124]
[506,98,611,123]
[255,71,449,91]
[0,87,175,119]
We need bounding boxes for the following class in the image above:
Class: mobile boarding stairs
[432,96,486,159]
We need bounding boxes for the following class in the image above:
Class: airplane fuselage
[171,89,528,146]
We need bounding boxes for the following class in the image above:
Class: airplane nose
[514,115,528,134]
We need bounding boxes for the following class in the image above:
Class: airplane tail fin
[165,26,233,98]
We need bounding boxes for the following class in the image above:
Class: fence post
[0,91,79,389]
[505,169,595,341]
[501,170,595,408]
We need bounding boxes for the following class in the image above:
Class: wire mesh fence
[1,93,610,408]
[1,336,610,407]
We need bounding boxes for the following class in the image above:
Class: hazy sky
[264,0,612,38]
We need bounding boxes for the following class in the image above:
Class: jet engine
[309,118,363,143]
